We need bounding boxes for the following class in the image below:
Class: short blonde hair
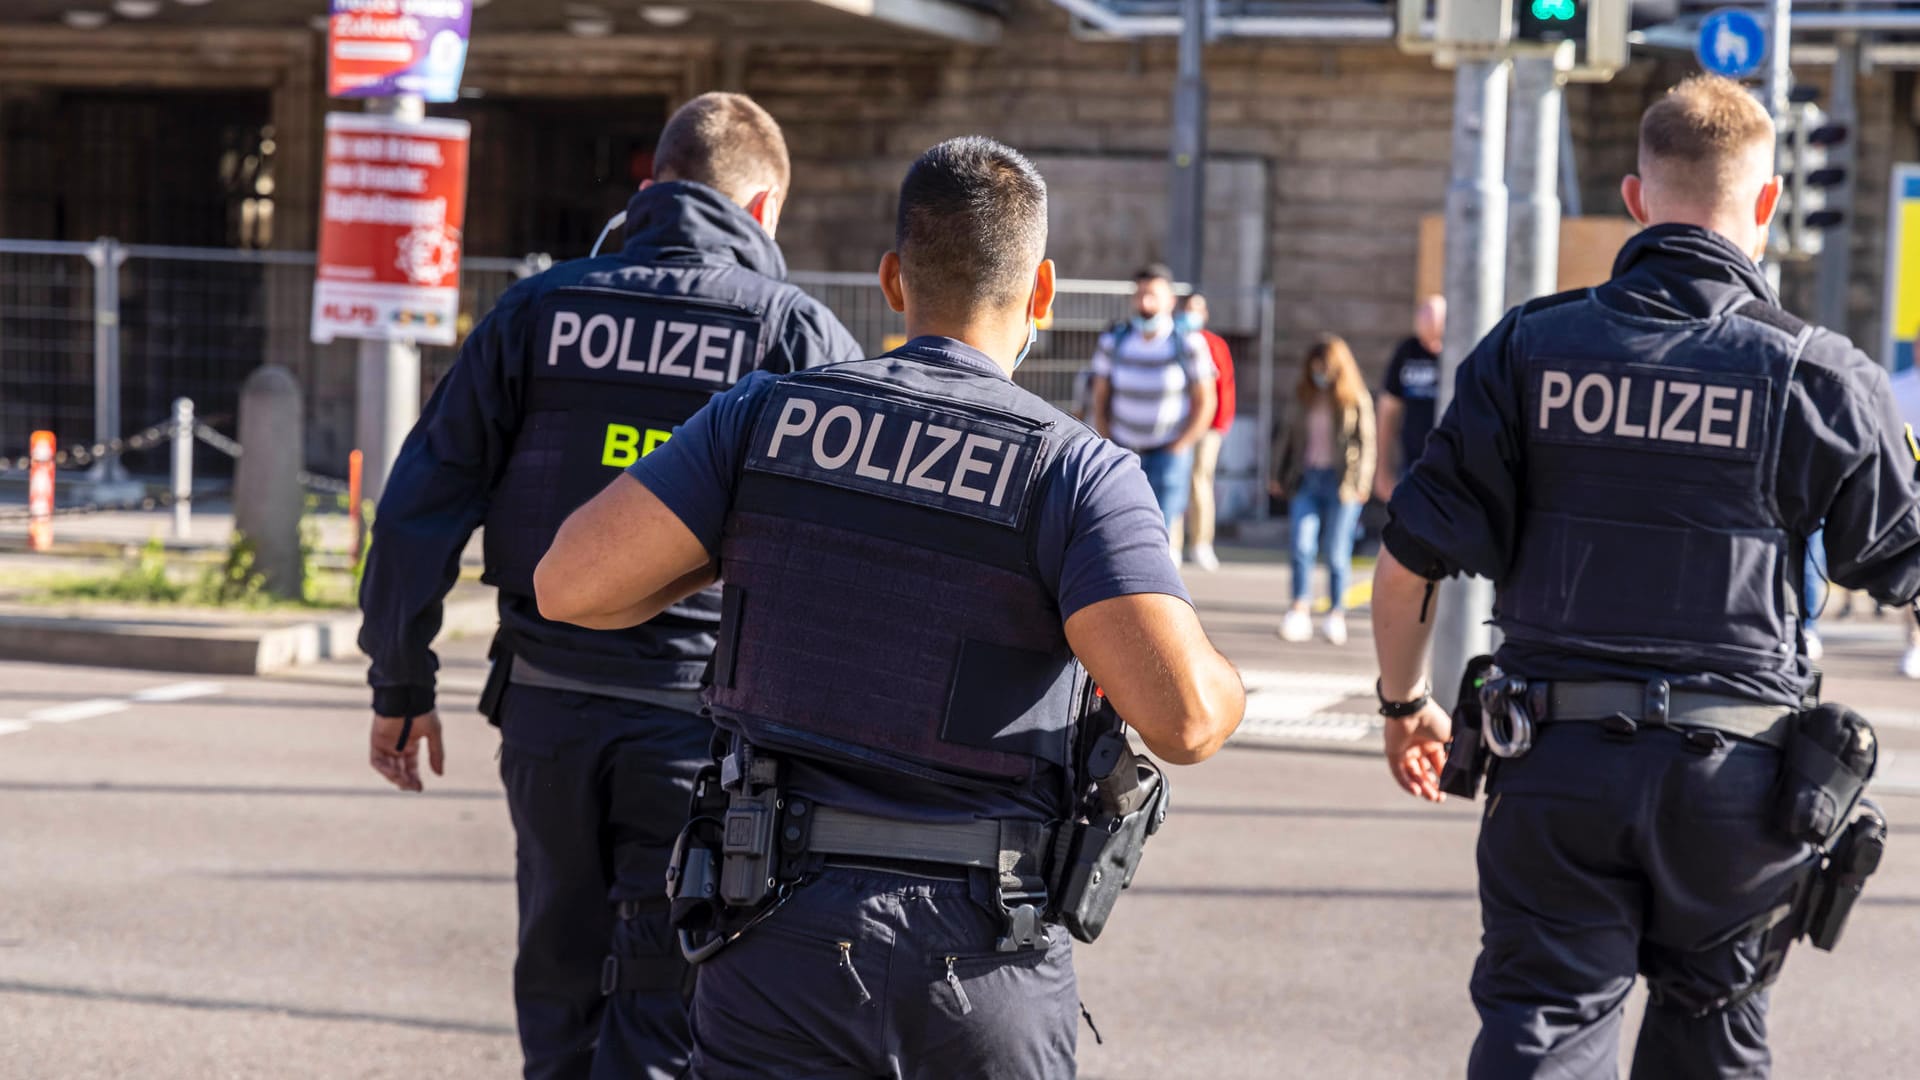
[1639,75,1775,201]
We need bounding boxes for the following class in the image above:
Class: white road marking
[1235,670,1379,744]
[0,679,227,737]
[27,699,129,724]
[131,681,224,704]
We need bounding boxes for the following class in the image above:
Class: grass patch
[38,534,357,611]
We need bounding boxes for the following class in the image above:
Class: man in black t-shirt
[1372,295,1445,501]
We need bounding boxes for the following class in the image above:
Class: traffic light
[1509,0,1631,80]
[1775,89,1851,259]
[1515,0,1584,44]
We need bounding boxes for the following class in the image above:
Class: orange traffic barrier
[348,449,365,561]
[27,430,54,552]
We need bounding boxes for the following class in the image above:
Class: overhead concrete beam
[805,0,1004,45]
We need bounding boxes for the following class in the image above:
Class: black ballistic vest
[1498,293,1809,677]
[706,353,1090,799]
[484,285,766,638]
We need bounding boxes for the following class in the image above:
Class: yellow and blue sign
[1883,165,1920,375]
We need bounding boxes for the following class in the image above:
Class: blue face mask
[1013,319,1037,371]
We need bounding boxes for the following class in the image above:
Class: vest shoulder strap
[1520,287,1587,316]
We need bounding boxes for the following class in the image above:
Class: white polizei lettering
[1539,370,1573,429]
[1573,374,1614,434]
[907,426,960,492]
[1736,389,1754,449]
[646,321,666,373]
[580,314,619,368]
[1612,378,1647,437]
[893,421,923,483]
[656,322,696,376]
[614,317,642,371]
[853,414,891,480]
[1698,385,1738,448]
[812,405,861,469]
[765,397,817,458]
[949,433,1003,503]
[1661,382,1700,443]
[1649,381,1666,437]
[989,442,1020,507]
[728,332,747,384]
[693,325,732,383]
[548,311,582,365]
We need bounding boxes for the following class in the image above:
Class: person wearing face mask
[1087,264,1217,561]
[1371,76,1920,1077]
[1173,292,1235,571]
[534,136,1244,1079]
[357,92,861,1080]
[1272,334,1375,645]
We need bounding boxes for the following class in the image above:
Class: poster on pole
[328,0,471,103]
[1883,164,1920,375]
[311,112,471,347]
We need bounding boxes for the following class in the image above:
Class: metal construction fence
[0,239,1275,521]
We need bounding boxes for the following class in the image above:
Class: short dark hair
[1135,262,1174,284]
[895,136,1048,318]
[653,92,791,203]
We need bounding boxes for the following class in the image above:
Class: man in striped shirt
[1087,263,1217,559]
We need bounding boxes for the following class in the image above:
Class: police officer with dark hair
[359,91,860,1080]
[535,135,1245,1078]
[1371,74,1920,1077]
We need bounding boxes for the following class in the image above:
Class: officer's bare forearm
[550,564,718,630]
[1372,550,1437,700]
[1065,593,1245,764]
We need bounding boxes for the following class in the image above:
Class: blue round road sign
[1697,9,1767,79]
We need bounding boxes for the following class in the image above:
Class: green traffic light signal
[1532,0,1577,20]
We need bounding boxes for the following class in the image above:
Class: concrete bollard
[234,365,304,598]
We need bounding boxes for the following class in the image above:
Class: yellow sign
[602,424,673,468]
[1883,164,1920,375]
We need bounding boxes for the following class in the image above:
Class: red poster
[311,112,470,346]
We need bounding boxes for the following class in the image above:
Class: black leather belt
[1544,680,1794,747]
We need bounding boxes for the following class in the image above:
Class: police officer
[1371,75,1920,1077]
[359,92,861,1080]
[535,136,1245,1077]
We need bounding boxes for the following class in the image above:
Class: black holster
[1052,700,1170,944]
[1437,655,1498,800]
[1804,797,1888,953]
[1773,702,1878,846]
[478,633,511,727]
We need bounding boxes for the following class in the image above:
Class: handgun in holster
[1804,797,1888,953]
[1436,655,1498,800]
[1054,692,1170,944]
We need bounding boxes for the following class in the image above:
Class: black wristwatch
[1376,679,1432,718]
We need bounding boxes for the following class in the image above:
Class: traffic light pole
[1166,0,1209,286]
[1763,0,1791,295]
[354,92,427,507]
[1432,57,1510,711]
[1507,53,1564,309]
[1813,34,1859,335]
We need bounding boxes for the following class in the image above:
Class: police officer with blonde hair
[1372,75,1920,1076]
[537,136,1244,1077]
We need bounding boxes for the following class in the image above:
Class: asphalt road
[3,555,1919,1077]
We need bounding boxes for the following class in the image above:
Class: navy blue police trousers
[497,683,710,1080]
[1469,721,1817,1079]
[687,864,1081,1079]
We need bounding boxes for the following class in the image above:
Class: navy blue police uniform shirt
[1383,337,1440,474]
[1385,224,1920,703]
[629,336,1190,823]
[357,181,862,719]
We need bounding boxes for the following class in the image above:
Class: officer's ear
[745,188,782,238]
[1620,174,1651,227]
[637,178,654,192]
[1755,174,1784,229]
[878,251,908,314]
[1030,259,1056,324]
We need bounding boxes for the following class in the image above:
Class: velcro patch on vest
[1528,360,1771,462]
[743,384,1043,527]
[537,288,761,391]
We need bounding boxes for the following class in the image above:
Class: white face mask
[589,210,628,257]
[1310,370,1333,390]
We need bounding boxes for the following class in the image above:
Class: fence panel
[0,242,97,463]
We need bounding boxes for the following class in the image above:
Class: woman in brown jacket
[1271,334,1376,645]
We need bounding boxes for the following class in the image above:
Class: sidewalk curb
[0,595,497,676]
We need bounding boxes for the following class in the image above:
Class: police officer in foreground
[1372,75,1920,1077]
[535,136,1246,1077]
[359,92,861,1080]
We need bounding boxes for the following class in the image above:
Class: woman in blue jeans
[1271,335,1376,645]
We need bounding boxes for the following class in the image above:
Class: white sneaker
[1900,644,1920,680]
[1279,609,1312,643]
[1190,543,1221,572]
[1805,629,1824,662]
[1322,611,1348,646]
